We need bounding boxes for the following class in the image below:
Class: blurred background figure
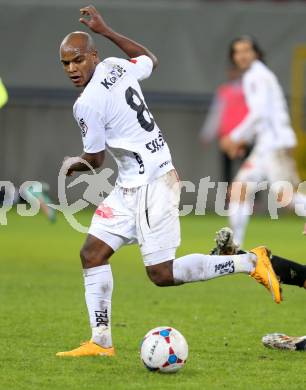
[0,182,57,223]
[0,77,8,109]
[22,182,57,223]
[0,76,56,222]
[200,65,250,185]
[220,36,306,246]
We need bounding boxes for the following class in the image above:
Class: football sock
[228,201,252,246]
[83,264,113,348]
[237,249,306,288]
[173,253,256,284]
[270,255,306,287]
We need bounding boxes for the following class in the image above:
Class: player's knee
[80,246,105,268]
[148,271,171,286]
[80,246,93,268]
[146,262,174,287]
[80,235,113,269]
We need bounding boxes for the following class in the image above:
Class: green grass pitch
[1,210,306,390]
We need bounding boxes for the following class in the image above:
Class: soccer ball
[140,326,188,373]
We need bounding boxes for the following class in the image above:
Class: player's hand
[236,144,247,159]
[219,136,246,160]
[79,5,110,35]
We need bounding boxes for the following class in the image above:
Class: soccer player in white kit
[56,7,281,357]
[220,36,306,246]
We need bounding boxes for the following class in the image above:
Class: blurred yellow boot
[56,341,115,357]
[250,246,282,304]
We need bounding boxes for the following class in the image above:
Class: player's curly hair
[229,35,265,64]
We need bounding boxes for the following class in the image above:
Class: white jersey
[73,55,174,188]
[230,60,297,151]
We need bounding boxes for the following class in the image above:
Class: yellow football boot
[56,341,115,357]
[250,246,282,304]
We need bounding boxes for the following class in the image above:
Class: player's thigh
[80,233,115,268]
[234,152,265,182]
[137,170,181,267]
[232,153,265,200]
[266,149,300,189]
[89,187,137,248]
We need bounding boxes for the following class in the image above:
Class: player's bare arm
[79,5,158,69]
[62,151,105,176]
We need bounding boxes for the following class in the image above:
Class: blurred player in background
[56,6,282,358]
[220,36,306,246]
[21,183,56,223]
[203,44,306,352]
[0,78,56,221]
[0,182,56,222]
[200,65,248,183]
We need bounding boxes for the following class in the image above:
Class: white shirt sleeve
[74,103,106,153]
[230,71,268,143]
[104,55,154,81]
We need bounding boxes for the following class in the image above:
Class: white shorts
[235,148,300,188]
[88,170,181,266]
